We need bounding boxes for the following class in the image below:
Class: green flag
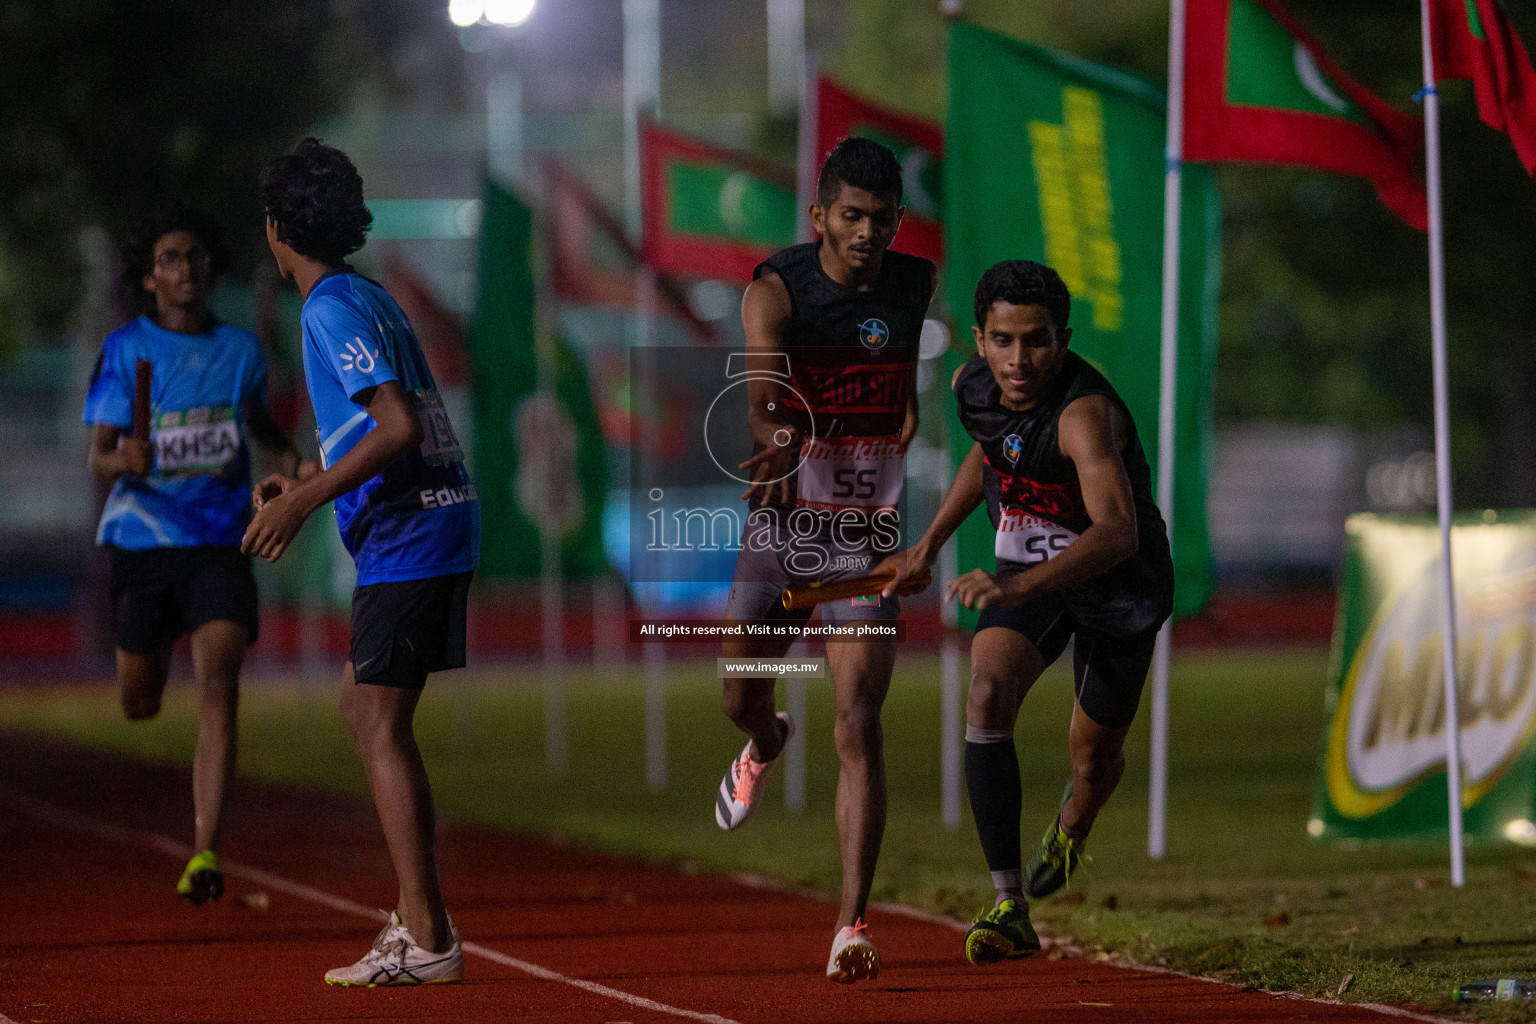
[945,23,1220,623]
[469,178,608,580]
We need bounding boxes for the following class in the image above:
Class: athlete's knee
[832,704,882,761]
[966,665,1014,724]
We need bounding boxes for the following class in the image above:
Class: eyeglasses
[153,248,212,270]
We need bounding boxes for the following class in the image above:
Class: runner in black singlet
[712,138,936,983]
[877,259,1174,966]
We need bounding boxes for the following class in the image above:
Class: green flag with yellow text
[945,23,1220,622]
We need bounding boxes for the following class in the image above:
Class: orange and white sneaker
[827,919,880,983]
[714,712,794,830]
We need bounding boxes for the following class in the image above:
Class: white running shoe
[826,919,880,983]
[715,712,794,830]
[324,911,464,987]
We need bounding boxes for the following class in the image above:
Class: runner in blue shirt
[249,138,479,987]
[84,206,314,906]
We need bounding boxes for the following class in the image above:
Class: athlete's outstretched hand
[947,568,1031,611]
[738,426,799,507]
[242,491,307,563]
[872,548,934,598]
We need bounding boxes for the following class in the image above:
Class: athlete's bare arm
[242,380,423,562]
[898,265,938,447]
[949,394,1138,610]
[245,400,317,480]
[872,440,984,596]
[736,270,798,507]
[88,423,152,480]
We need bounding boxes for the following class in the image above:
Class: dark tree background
[0,0,464,346]
[829,0,1536,507]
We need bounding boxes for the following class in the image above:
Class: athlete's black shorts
[107,546,259,655]
[977,592,1158,729]
[350,572,472,688]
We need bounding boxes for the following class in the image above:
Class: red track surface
[1,731,1439,1024]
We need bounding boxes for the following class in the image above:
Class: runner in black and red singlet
[711,138,935,983]
[879,259,1174,966]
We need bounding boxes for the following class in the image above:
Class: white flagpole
[1419,0,1466,888]
[1149,0,1188,863]
[796,52,819,243]
[624,0,668,791]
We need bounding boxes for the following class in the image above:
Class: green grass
[4,649,1535,1019]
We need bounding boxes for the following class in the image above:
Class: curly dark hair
[120,206,232,304]
[259,137,373,262]
[973,259,1071,334]
[817,136,904,207]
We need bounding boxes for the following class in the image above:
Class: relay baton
[133,359,152,441]
[780,568,933,611]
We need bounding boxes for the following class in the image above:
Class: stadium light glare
[484,0,536,27]
[448,0,483,27]
[1504,818,1536,846]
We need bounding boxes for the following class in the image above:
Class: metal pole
[486,66,524,186]
[625,0,665,791]
[796,52,819,243]
[541,529,567,773]
[1148,0,1187,863]
[784,640,808,814]
[1419,0,1466,888]
[644,641,668,791]
[766,0,806,116]
[940,533,963,829]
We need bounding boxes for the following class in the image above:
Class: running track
[1,732,1448,1024]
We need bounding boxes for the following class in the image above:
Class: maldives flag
[544,159,716,341]
[640,121,797,283]
[1430,0,1536,175]
[1184,0,1428,228]
[814,77,944,262]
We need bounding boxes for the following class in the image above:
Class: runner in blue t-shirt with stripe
[249,138,479,987]
[84,207,314,907]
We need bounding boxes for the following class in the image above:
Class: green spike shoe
[1024,819,1089,900]
[964,898,1041,965]
[177,849,224,906]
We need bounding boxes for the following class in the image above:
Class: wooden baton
[781,568,933,611]
[133,359,152,442]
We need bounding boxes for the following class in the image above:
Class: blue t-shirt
[83,316,269,550]
[301,272,479,586]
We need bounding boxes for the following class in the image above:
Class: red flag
[640,121,798,283]
[814,77,945,263]
[1184,0,1428,229]
[383,253,469,386]
[544,159,717,341]
[1430,0,1536,175]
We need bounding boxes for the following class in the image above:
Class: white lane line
[729,871,1457,1023]
[1,790,740,1024]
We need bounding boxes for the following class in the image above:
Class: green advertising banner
[944,23,1220,624]
[469,178,608,580]
[1314,512,1536,845]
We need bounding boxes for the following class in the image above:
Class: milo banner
[944,23,1221,625]
[1315,512,1536,844]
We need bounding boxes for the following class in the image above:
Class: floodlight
[484,0,536,27]
[448,0,483,27]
